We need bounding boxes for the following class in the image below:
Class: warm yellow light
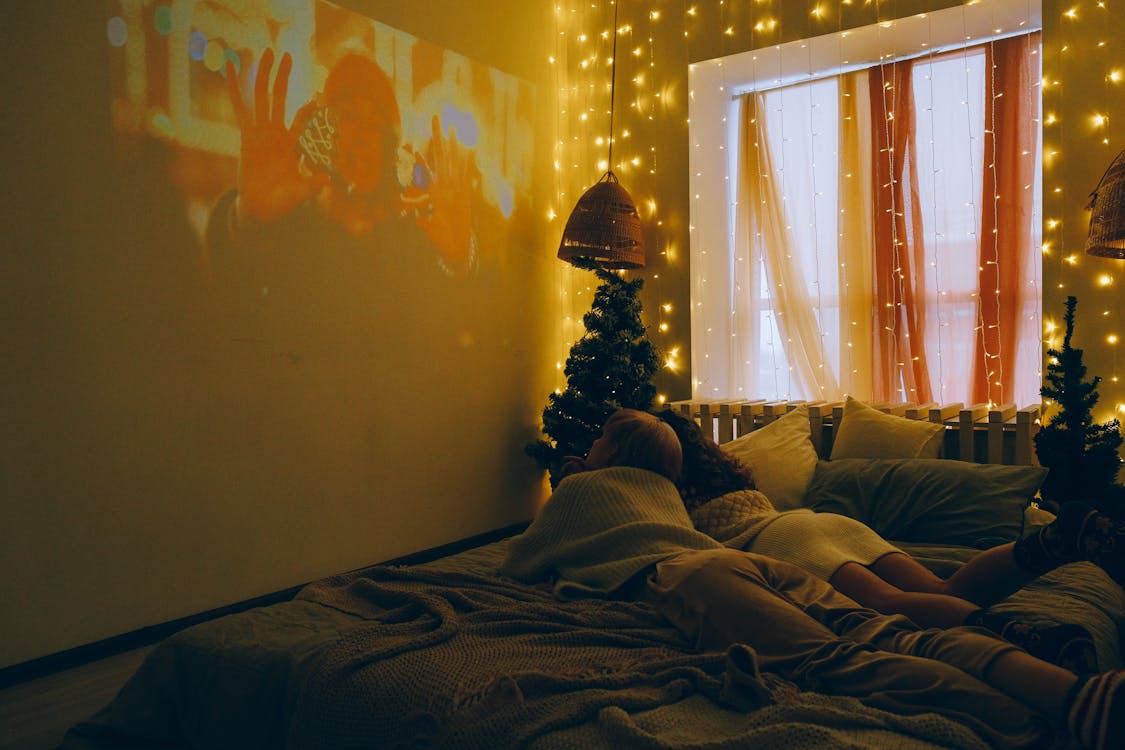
[1108,334,1120,345]
[1064,7,1078,19]
[1064,254,1080,265]
[1098,273,1114,287]
[664,346,682,372]
[1092,113,1109,128]
[662,303,673,313]
[1110,70,1123,83]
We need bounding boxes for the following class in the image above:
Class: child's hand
[559,456,589,478]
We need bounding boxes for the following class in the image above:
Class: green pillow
[803,458,1048,548]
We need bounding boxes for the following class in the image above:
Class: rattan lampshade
[557,171,645,269]
[1086,148,1125,259]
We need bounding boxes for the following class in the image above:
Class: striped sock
[1065,670,1124,750]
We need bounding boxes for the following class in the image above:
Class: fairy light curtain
[870,56,932,403]
[971,32,1042,407]
[730,30,1041,407]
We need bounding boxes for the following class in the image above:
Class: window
[689,3,1042,407]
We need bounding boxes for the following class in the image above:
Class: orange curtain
[869,60,933,403]
[971,32,1041,405]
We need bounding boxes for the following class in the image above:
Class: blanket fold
[290,565,756,750]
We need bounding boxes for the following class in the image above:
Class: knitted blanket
[500,466,722,599]
[289,565,998,750]
[291,565,757,749]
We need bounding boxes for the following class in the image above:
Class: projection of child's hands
[226,49,329,223]
[417,115,480,274]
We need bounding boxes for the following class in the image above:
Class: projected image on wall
[105,0,535,357]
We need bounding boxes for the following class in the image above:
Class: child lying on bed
[500,408,1124,750]
[653,407,1123,673]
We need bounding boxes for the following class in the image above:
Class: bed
[60,398,1125,750]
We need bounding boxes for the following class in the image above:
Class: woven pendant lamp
[1086,147,1125,259]
[557,2,645,269]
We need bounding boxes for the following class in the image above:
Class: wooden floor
[0,646,154,750]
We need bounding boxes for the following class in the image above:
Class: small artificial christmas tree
[527,258,660,486]
[1034,295,1125,519]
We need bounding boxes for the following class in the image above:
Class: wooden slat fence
[666,400,1041,466]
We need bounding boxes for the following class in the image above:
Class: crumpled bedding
[288,563,999,750]
[899,542,1125,670]
[59,538,1121,750]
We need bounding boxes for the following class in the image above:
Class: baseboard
[0,521,528,691]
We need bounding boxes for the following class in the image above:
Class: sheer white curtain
[734,84,843,401]
[721,38,1040,407]
[913,47,987,403]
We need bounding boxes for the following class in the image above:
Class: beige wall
[4,0,1115,671]
[0,1,557,668]
[1042,0,1125,428]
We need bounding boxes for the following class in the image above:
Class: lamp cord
[607,0,619,173]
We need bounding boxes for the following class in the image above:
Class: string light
[552,0,1117,425]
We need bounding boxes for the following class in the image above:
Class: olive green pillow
[830,396,945,459]
[804,458,1048,548]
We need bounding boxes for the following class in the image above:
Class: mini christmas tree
[527,258,660,486]
[1034,295,1125,518]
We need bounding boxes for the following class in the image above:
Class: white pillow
[720,405,818,511]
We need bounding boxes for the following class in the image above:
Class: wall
[0,0,557,669]
[1042,0,1125,428]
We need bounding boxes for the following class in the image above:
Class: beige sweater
[687,489,780,549]
[500,466,723,599]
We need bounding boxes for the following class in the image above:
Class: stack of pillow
[718,396,1050,549]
